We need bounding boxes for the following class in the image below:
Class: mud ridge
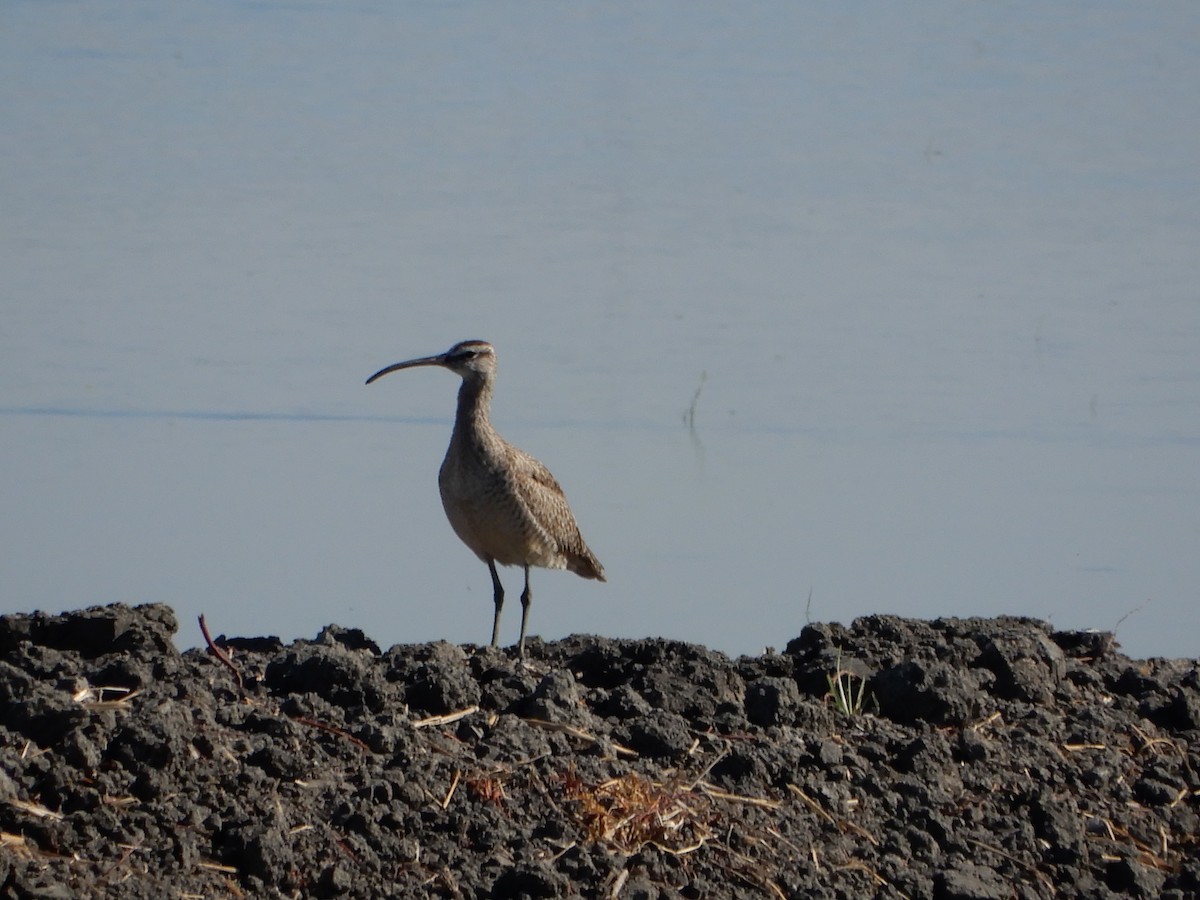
[2,603,1198,898]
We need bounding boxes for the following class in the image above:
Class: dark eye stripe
[448,340,493,361]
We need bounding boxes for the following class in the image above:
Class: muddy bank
[1,603,1197,898]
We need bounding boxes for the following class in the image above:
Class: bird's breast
[437,445,561,569]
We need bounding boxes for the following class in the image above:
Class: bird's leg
[487,559,504,648]
[517,565,532,658]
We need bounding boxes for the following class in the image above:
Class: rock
[935,862,1009,899]
[744,676,800,726]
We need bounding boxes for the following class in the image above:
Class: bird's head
[366,340,496,385]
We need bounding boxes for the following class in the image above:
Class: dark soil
[2,604,1198,898]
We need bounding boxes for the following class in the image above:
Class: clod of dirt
[2,604,1198,898]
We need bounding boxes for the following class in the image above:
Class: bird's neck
[452,376,496,445]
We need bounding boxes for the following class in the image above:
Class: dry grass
[1,832,34,859]
[7,798,63,821]
[412,706,480,729]
[563,768,712,855]
[72,684,140,711]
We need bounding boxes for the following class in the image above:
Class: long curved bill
[365,354,447,385]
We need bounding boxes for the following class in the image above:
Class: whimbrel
[366,340,605,656]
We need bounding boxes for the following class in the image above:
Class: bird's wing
[507,449,572,533]
[507,446,604,579]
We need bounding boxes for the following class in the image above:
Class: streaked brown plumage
[366,340,605,655]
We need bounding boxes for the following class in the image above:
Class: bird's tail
[568,549,606,582]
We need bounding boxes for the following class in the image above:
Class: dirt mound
[2,603,1197,898]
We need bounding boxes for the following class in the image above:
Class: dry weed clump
[561,768,713,855]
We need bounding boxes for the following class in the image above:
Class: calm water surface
[2,2,1198,658]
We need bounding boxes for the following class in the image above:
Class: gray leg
[487,560,504,647]
[518,565,532,657]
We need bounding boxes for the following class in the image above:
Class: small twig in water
[683,371,707,430]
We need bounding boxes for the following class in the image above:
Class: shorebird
[366,340,605,656]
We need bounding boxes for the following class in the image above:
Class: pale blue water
[3,2,1198,659]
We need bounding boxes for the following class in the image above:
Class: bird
[366,340,605,656]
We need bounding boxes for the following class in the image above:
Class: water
[3,2,1198,659]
